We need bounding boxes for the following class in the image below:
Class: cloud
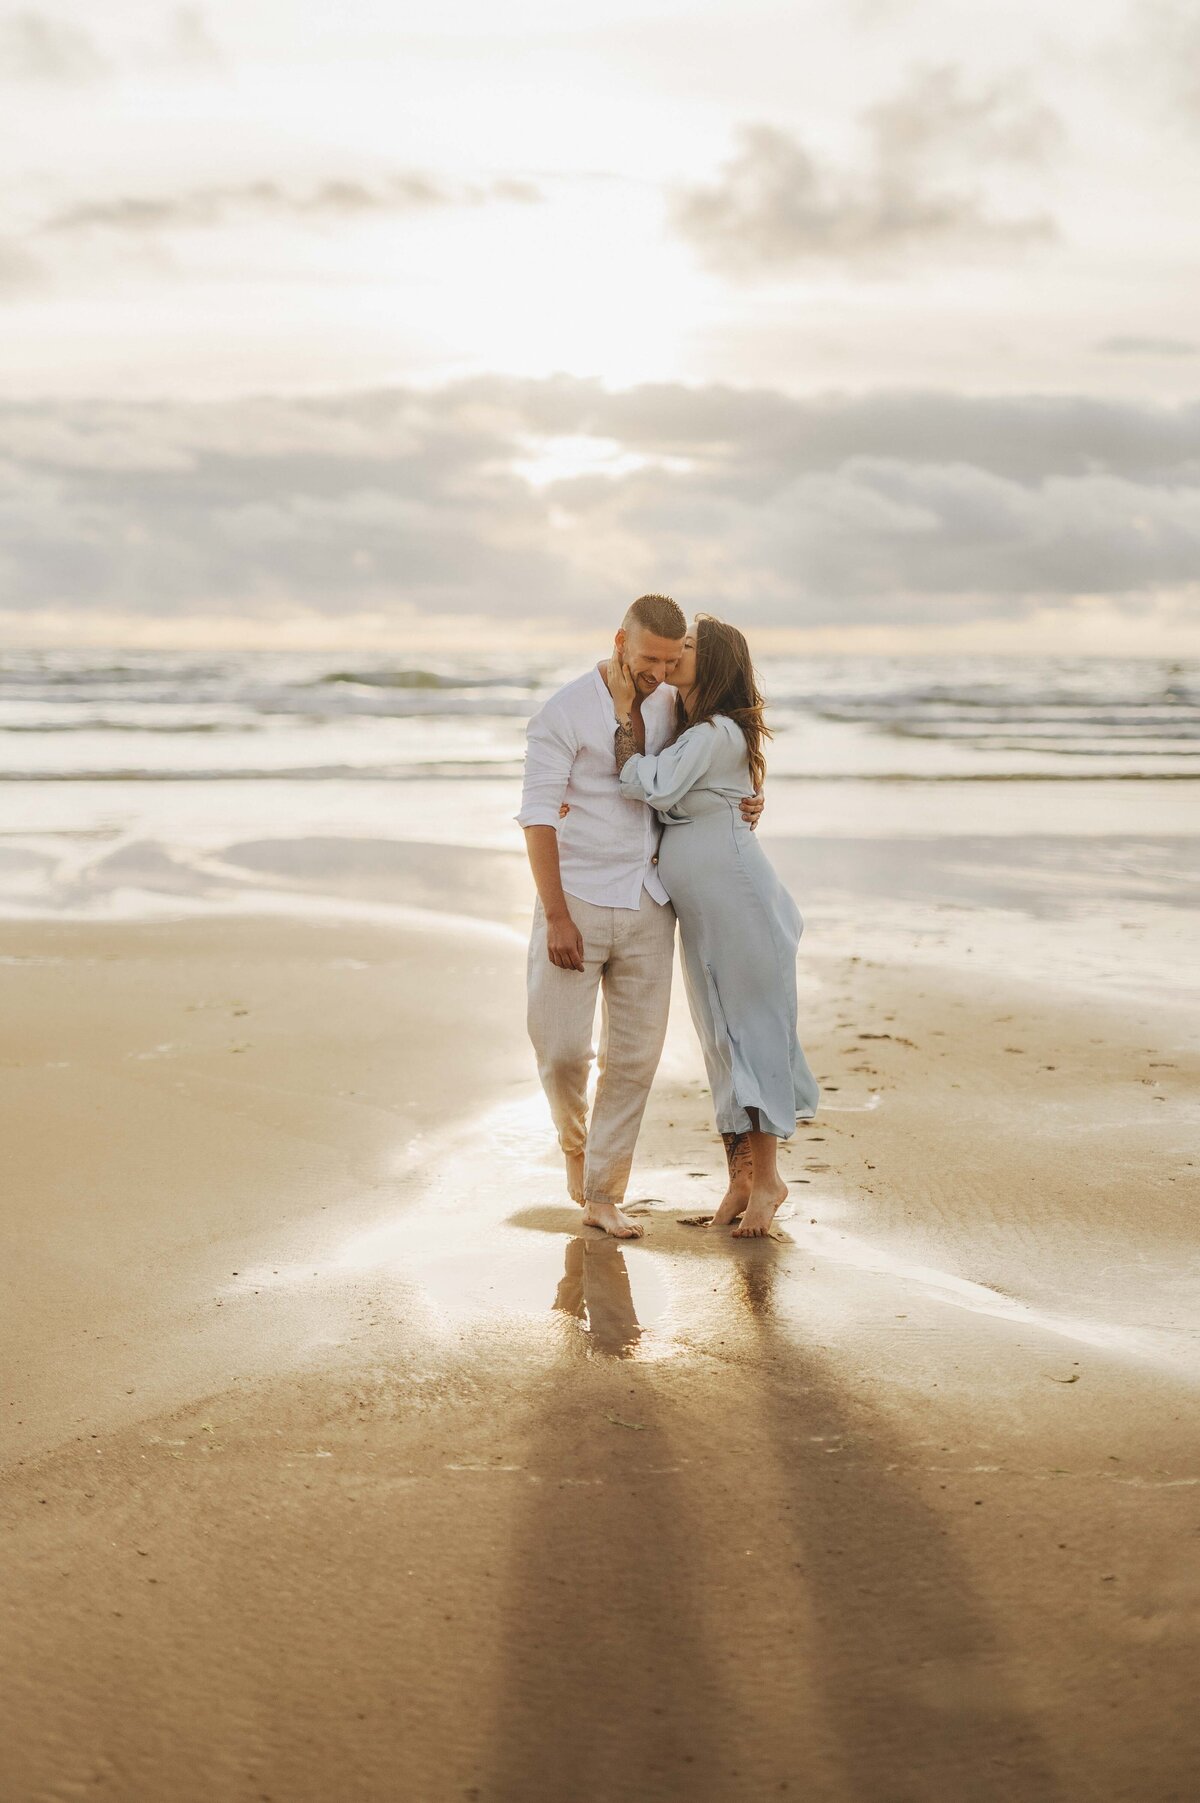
[670,63,1061,276]
[1134,1,1200,127]
[1097,335,1198,358]
[846,0,911,19]
[865,61,1061,168]
[40,173,543,236]
[1,379,1198,630]
[0,9,109,82]
[0,5,229,83]
[0,238,45,292]
[162,7,224,72]
[498,381,1200,485]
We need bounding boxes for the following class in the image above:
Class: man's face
[616,624,685,695]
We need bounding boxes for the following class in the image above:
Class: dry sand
[1,908,1198,1802]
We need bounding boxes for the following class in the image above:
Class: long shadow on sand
[481,1218,1063,1802]
[728,1242,1062,1802]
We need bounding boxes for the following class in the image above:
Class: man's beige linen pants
[526,889,676,1206]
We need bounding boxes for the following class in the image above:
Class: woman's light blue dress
[619,714,819,1140]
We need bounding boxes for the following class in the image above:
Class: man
[516,593,763,1239]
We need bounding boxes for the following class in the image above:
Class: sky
[2,0,1200,651]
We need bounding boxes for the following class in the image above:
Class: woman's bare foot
[731,1180,787,1238]
[565,1152,585,1205]
[715,1129,752,1225]
[580,1200,645,1239]
[711,1186,750,1226]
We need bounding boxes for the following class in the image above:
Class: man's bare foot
[580,1200,645,1239]
[565,1152,585,1205]
[731,1181,787,1238]
[711,1186,750,1226]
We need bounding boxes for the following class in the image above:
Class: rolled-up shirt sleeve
[618,720,718,813]
[516,702,578,829]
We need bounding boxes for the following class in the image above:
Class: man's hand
[740,788,765,832]
[546,908,585,971]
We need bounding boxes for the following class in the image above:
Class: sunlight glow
[511,433,694,486]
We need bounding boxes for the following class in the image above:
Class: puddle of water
[229,1092,681,1356]
[224,1088,1197,1379]
[819,1090,882,1113]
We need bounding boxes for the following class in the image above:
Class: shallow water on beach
[2,651,1197,1015]
[1,777,1194,1012]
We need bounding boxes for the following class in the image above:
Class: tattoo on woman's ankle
[722,1130,752,1183]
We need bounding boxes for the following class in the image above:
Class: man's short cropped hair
[623,593,686,639]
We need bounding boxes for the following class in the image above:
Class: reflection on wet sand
[728,1236,782,1324]
[553,1236,643,1356]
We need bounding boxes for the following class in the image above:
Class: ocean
[1,648,1196,1005]
[1,649,1196,785]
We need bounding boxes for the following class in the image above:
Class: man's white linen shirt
[516,665,674,910]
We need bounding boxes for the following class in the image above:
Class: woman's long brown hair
[673,613,771,791]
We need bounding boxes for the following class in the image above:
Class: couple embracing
[517,593,819,1241]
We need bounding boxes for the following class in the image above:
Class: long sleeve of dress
[617,721,719,813]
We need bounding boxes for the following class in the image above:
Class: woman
[610,615,819,1238]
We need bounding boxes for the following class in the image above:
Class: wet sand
[2,909,1199,1802]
